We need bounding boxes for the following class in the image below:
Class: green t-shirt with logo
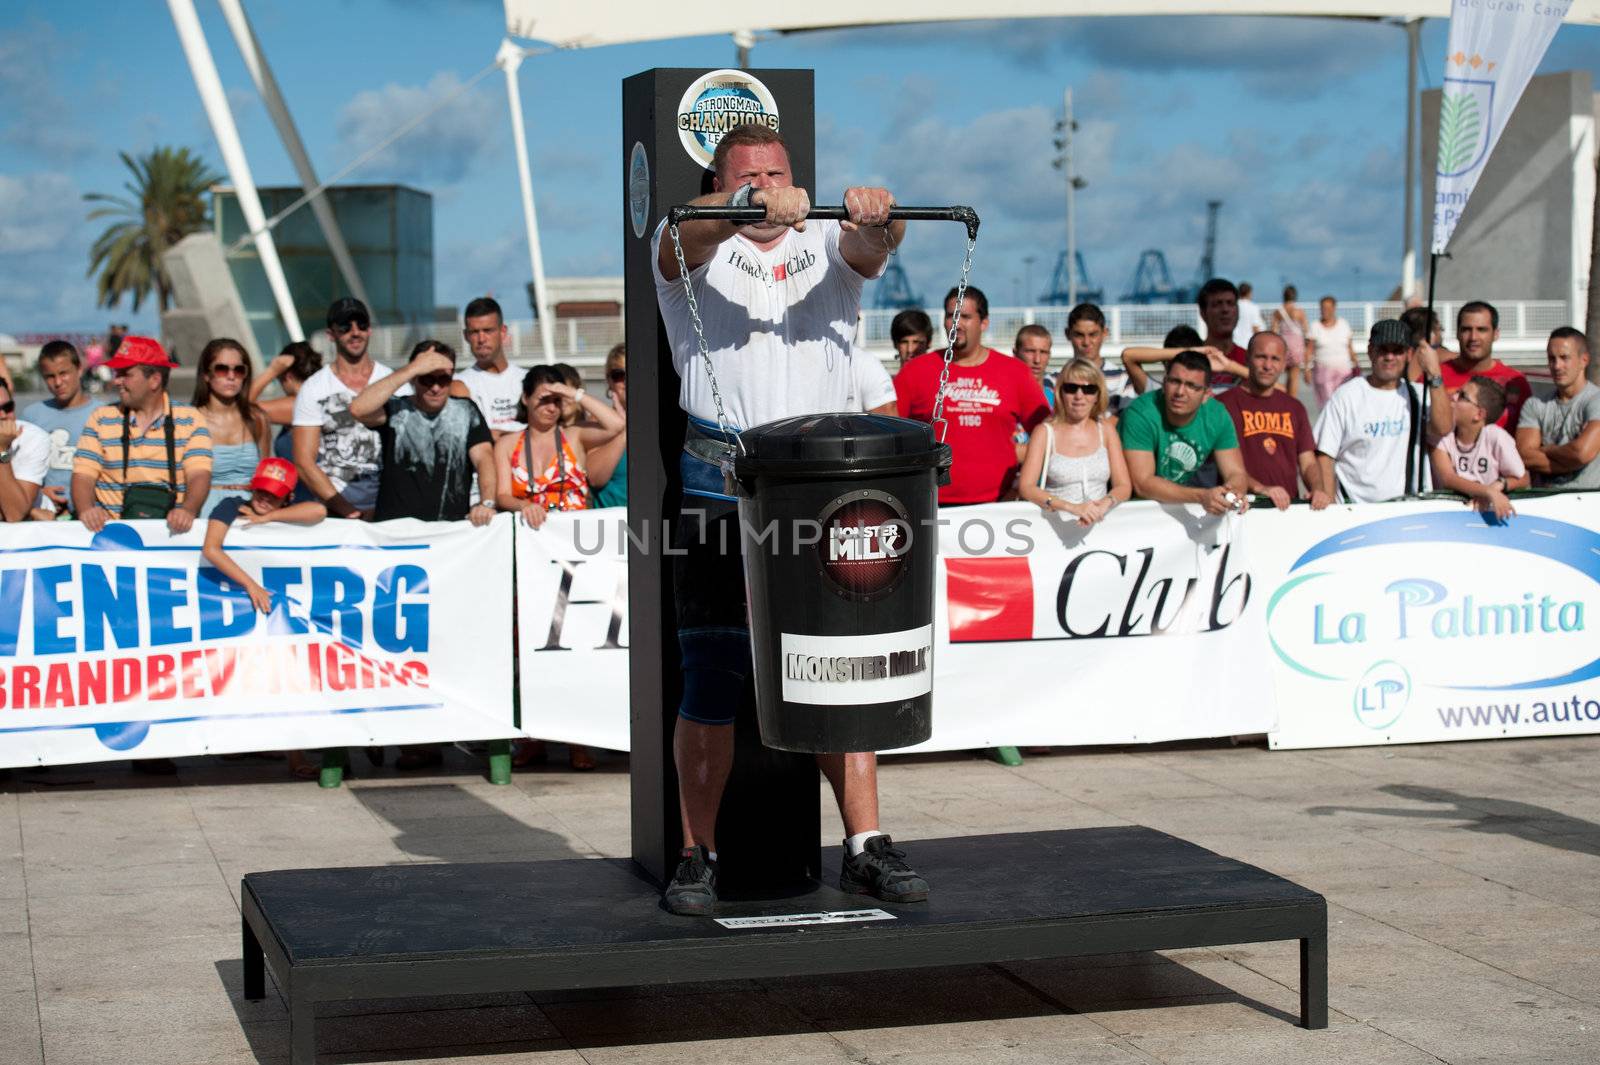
[1117,390,1238,485]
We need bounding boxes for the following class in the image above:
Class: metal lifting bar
[667,204,980,241]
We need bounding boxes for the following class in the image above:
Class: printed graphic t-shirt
[1434,423,1526,486]
[1216,387,1315,497]
[894,349,1049,504]
[1313,376,1431,503]
[373,397,492,522]
[1117,390,1239,486]
[291,363,397,492]
[651,218,880,429]
[457,364,527,433]
[20,398,95,492]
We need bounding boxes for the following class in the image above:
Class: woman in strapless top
[191,338,272,518]
[1018,357,1132,527]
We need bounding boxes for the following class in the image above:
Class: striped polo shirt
[73,400,213,516]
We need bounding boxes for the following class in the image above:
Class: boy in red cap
[200,457,327,614]
[202,457,326,779]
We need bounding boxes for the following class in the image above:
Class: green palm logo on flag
[1436,79,1493,178]
[1438,92,1480,172]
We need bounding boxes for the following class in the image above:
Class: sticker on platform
[676,69,779,170]
[780,625,933,706]
[715,908,896,929]
[627,141,650,238]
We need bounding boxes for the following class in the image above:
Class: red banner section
[944,556,1033,642]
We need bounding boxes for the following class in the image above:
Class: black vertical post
[1420,251,1440,495]
[623,69,821,893]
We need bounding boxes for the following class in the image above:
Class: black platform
[242,827,1328,1062]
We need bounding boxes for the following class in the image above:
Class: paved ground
[3,735,1600,1065]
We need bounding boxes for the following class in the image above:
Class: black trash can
[729,413,951,754]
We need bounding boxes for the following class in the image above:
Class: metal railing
[339,299,1574,371]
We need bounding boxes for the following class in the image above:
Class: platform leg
[242,917,264,1000]
[1300,929,1329,1029]
[290,995,316,1065]
[990,746,1023,767]
[317,748,346,789]
[487,738,512,785]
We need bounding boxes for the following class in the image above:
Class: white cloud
[334,72,503,186]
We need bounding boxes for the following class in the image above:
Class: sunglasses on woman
[210,363,247,377]
[1059,382,1099,396]
[607,368,626,383]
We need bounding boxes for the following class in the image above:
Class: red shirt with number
[894,349,1049,504]
[1440,356,1530,431]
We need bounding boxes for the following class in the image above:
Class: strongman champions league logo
[816,490,911,601]
[677,69,780,169]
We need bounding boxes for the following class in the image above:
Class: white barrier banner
[921,502,1274,749]
[0,517,517,768]
[515,503,1276,751]
[1255,496,1600,749]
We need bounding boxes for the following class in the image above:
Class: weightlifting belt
[681,416,740,502]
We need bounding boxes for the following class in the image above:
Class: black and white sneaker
[663,845,718,916]
[839,835,929,903]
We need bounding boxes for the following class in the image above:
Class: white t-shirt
[1313,376,1431,502]
[1306,318,1354,370]
[1100,360,1142,414]
[848,348,896,412]
[652,218,882,428]
[457,364,526,433]
[1234,298,1266,349]
[291,363,398,493]
[5,421,51,493]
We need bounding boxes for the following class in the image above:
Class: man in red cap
[71,335,213,534]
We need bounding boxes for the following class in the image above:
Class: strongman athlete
[653,124,928,916]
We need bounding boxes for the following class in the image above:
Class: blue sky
[2,1,1597,336]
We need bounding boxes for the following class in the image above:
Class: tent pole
[1401,18,1421,302]
[166,0,304,345]
[216,0,369,310]
[498,40,556,365]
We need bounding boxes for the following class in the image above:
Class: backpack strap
[120,399,178,493]
[1403,381,1421,496]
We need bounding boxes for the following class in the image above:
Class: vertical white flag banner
[1431,0,1567,253]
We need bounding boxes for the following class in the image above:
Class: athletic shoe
[663,845,718,916]
[839,834,930,903]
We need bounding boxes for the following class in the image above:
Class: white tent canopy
[505,0,1600,48]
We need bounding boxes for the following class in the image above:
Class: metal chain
[930,231,979,443]
[667,220,743,456]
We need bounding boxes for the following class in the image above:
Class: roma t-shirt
[1215,387,1315,497]
[1117,390,1239,486]
[894,349,1048,504]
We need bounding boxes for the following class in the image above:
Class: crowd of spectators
[7,281,1597,779]
[5,296,632,775]
[883,280,1598,519]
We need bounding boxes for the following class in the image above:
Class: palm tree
[84,146,221,313]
